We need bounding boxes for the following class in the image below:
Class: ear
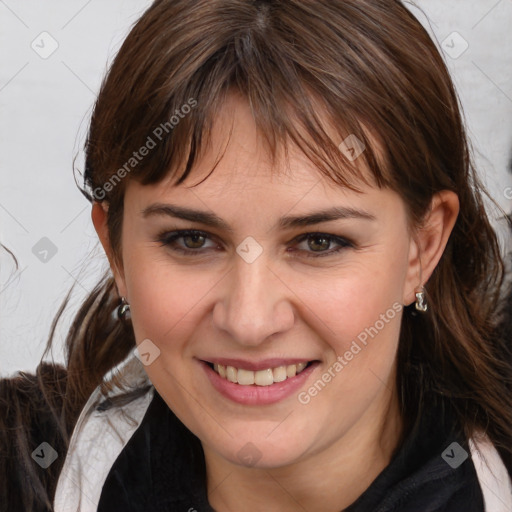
[91,201,128,298]
[403,190,460,305]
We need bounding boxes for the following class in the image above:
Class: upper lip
[201,358,315,371]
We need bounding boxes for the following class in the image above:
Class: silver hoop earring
[415,288,428,312]
[117,297,131,321]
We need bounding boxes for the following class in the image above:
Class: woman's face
[114,94,421,469]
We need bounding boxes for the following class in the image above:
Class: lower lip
[201,361,319,405]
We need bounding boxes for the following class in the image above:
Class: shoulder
[53,353,154,512]
[470,432,512,512]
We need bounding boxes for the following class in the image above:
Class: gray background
[1,0,511,377]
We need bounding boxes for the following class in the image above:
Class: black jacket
[97,389,485,512]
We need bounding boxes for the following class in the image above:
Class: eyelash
[155,229,354,258]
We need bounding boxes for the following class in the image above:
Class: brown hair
[2,1,511,509]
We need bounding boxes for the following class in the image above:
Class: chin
[226,443,306,470]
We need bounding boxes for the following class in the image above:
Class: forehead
[124,164,407,244]
[124,145,405,237]
[135,93,380,199]
[122,92,408,235]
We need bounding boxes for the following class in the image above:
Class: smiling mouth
[206,361,314,386]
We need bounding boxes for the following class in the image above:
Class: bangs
[83,0,419,203]
[137,82,390,193]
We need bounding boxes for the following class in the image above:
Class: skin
[93,94,459,512]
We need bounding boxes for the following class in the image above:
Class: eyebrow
[141,203,376,231]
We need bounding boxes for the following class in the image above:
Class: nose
[212,252,295,347]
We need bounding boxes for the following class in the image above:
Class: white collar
[54,352,154,512]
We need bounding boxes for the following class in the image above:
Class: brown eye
[183,233,206,249]
[156,229,218,255]
[291,232,353,258]
[307,235,331,252]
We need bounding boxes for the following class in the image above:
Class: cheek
[122,249,217,349]
[293,268,404,420]
[298,253,407,351]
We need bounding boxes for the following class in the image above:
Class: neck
[204,381,403,512]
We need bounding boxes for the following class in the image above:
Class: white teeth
[226,366,238,383]
[296,362,307,373]
[237,368,255,385]
[272,366,287,383]
[286,364,297,378]
[254,369,274,386]
[212,362,311,386]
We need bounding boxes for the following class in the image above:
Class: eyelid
[155,228,354,257]
[289,232,354,257]
[156,229,220,250]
